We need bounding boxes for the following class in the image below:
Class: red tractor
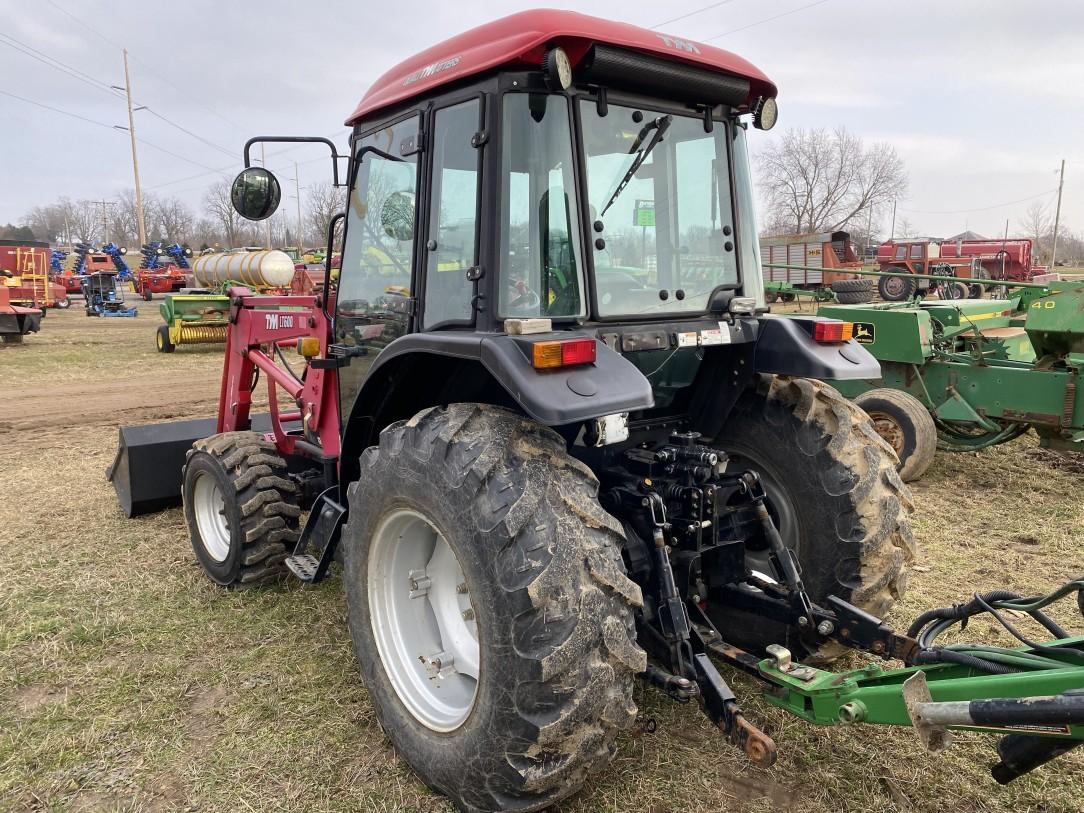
[875,239,982,301]
[108,11,1084,811]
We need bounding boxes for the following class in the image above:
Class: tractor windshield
[581,101,739,317]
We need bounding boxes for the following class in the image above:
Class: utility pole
[91,199,116,245]
[865,205,874,260]
[1050,159,1066,267]
[294,161,304,252]
[890,197,897,239]
[120,50,146,246]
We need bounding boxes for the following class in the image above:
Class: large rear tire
[182,431,300,586]
[343,404,645,813]
[712,376,915,662]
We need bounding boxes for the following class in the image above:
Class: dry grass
[1,305,1082,813]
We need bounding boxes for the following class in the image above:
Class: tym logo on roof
[403,56,462,86]
[656,35,701,54]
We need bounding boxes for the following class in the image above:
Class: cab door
[335,114,422,421]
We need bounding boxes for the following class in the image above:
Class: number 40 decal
[1031,300,1057,309]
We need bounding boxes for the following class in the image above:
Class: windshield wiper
[600,115,672,217]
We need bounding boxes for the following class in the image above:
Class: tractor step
[287,486,346,584]
[285,554,320,581]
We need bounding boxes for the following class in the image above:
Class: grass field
[1,304,1082,813]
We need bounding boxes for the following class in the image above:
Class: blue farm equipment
[82,271,137,317]
[49,249,67,275]
[164,243,193,269]
[101,243,133,281]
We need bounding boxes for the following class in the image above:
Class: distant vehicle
[760,231,874,303]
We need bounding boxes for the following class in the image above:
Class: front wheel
[343,405,645,813]
[56,297,70,309]
[712,376,915,662]
[182,431,300,586]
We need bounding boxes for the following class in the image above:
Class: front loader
[108,10,1084,812]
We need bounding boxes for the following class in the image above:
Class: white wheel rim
[368,508,479,732]
[192,470,231,562]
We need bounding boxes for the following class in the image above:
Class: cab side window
[423,100,480,327]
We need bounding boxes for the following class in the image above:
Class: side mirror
[231,167,282,221]
[381,191,415,242]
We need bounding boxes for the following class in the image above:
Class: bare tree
[203,180,243,248]
[305,181,346,247]
[155,196,194,243]
[896,217,915,239]
[757,127,907,235]
[1020,200,1052,263]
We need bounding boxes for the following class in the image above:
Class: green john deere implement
[155,292,230,353]
[769,263,1083,481]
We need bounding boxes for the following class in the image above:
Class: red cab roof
[346,8,776,124]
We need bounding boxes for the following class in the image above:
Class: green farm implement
[777,264,1084,481]
[156,292,229,353]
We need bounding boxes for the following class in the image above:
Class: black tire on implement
[712,375,915,662]
[831,278,875,304]
[182,431,300,586]
[878,272,916,301]
[156,324,175,353]
[854,388,937,482]
[343,404,645,813]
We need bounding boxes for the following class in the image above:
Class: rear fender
[338,332,654,479]
[754,316,880,380]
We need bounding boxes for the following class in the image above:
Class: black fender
[753,316,880,380]
[339,331,654,479]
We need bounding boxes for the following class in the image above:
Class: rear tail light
[532,338,597,369]
[812,320,854,343]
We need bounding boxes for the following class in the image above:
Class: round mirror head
[231,167,282,221]
[381,191,416,242]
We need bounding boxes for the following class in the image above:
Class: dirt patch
[1023,445,1084,474]
[186,685,228,746]
[12,684,68,712]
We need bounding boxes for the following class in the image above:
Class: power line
[1,29,239,162]
[653,0,739,30]
[705,0,832,41]
[43,0,247,133]
[1,88,228,173]
[0,88,115,129]
[141,107,236,157]
[0,33,122,99]
[898,188,1058,215]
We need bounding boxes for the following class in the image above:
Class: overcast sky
[2,0,1082,240]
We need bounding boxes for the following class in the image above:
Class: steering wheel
[506,280,541,313]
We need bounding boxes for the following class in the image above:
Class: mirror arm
[243,136,346,186]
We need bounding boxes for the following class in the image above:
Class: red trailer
[0,240,69,309]
[938,237,1035,282]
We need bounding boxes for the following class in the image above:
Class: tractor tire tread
[343,404,644,813]
[717,375,914,663]
[184,431,299,587]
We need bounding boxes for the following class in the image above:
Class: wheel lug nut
[456,582,468,594]
[461,608,475,621]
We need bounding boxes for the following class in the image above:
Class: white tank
[191,250,295,289]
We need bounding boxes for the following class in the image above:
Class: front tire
[182,431,300,586]
[712,376,915,661]
[56,297,71,309]
[343,405,645,813]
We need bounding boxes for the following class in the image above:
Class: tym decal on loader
[108,11,1084,811]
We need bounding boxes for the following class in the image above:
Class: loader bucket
[107,413,281,517]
